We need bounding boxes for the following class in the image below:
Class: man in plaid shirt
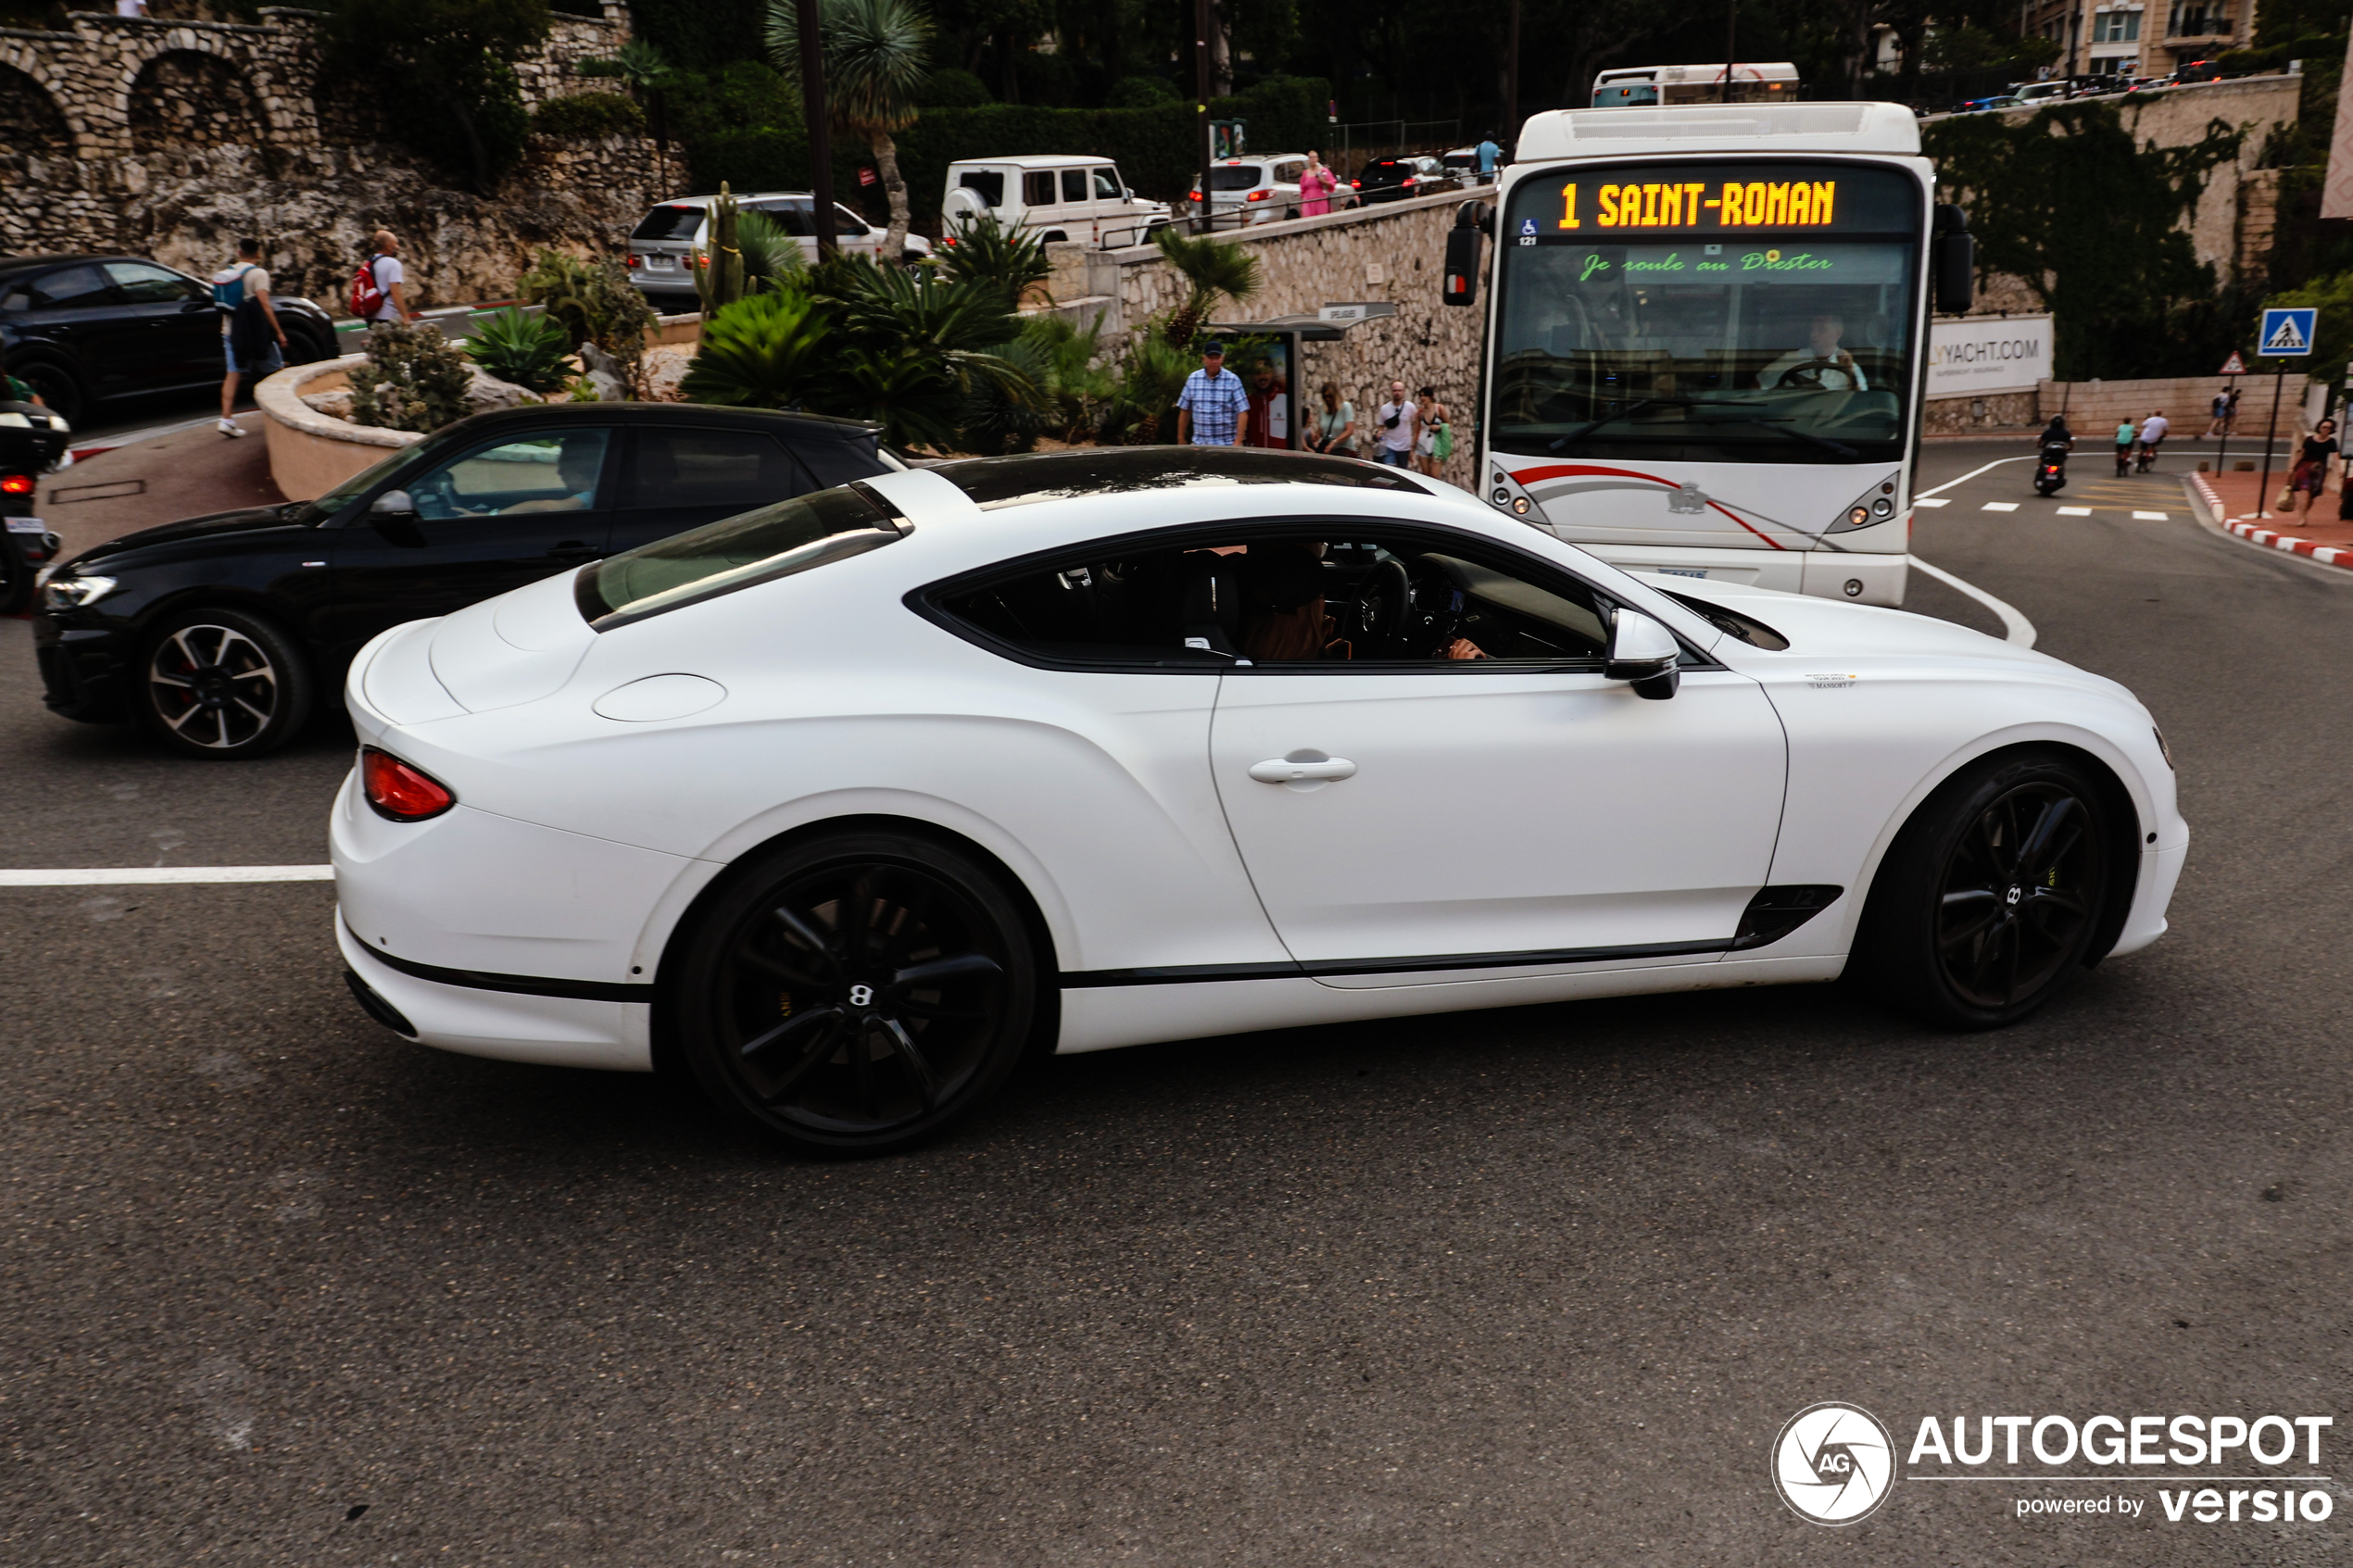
[1176,341,1251,446]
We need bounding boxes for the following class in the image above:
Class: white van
[941,157,1172,248]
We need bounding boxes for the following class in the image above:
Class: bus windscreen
[1491,161,1919,464]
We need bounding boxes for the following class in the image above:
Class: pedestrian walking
[1372,380,1417,467]
[2205,386,2233,439]
[1475,133,1502,182]
[1413,383,1453,477]
[2136,408,2169,471]
[1174,340,1249,447]
[2113,416,2135,476]
[1299,152,1339,217]
[2290,418,2337,521]
[352,230,414,325]
[212,237,285,439]
[1305,382,1355,455]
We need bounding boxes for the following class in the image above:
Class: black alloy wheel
[12,360,84,427]
[1852,751,2114,1028]
[674,833,1040,1157]
[137,608,313,759]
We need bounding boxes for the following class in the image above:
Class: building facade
[2017,0,2255,81]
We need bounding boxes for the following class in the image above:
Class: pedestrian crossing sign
[2259,307,2315,357]
[2219,350,2246,374]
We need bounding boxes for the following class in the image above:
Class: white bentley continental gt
[333,449,2187,1155]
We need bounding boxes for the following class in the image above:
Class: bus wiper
[1547,398,1692,451]
[1719,417,1857,458]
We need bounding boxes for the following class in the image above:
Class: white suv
[626,193,934,305]
[941,157,1172,249]
[1195,153,1359,226]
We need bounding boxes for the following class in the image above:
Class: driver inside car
[1237,543,1485,662]
[504,443,606,514]
[1756,312,1869,392]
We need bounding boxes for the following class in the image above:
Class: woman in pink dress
[1299,151,1337,218]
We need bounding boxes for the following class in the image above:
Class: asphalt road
[3,440,2347,1566]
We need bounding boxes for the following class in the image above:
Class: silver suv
[625,194,935,306]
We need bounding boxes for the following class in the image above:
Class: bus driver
[1758,312,1869,392]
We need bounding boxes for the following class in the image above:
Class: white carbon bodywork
[333,465,2185,1071]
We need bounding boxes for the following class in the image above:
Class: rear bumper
[339,920,654,1071]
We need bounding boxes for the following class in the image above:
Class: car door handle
[1249,756,1357,784]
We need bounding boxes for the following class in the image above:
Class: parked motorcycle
[2033,439,2070,496]
[0,400,72,615]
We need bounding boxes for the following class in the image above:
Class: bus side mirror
[1443,202,1490,307]
[1933,204,1975,314]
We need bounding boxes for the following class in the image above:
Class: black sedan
[0,253,342,428]
[1352,157,1463,206]
[33,402,900,759]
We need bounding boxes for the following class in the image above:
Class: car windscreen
[1210,167,1265,191]
[573,481,905,630]
[632,206,705,242]
[1490,159,1919,465]
[1361,161,1409,182]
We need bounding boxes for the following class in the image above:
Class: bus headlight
[1826,480,1903,535]
[1489,468,1543,524]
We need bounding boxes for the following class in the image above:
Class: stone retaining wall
[1078,193,1487,490]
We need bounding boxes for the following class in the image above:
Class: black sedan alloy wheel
[1854,751,2115,1028]
[137,608,313,759]
[677,834,1038,1156]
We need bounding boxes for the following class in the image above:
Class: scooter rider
[2035,414,2073,495]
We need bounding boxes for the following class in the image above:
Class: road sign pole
[2258,368,2285,519]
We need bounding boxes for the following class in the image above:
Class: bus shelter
[1203,302,1398,451]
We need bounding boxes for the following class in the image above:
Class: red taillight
[1350,179,1362,189]
[697,254,710,269]
[1245,189,1268,201]
[626,254,641,268]
[361,746,456,822]
[0,473,31,495]
[1189,189,1203,202]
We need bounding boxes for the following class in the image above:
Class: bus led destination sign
[1562,179,1838,230]
[1512,161,1917,242]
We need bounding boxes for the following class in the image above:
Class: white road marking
[1913,497,1950,508]
[1981,501,2020,512]
[2132,510,2170,521]
[1909,557,2038,648]
[2057,506,2092,516]
[1914,454,2034,499]
[0,864,333,886]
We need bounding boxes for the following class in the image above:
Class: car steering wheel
[1399,561,1464,653]
[1773,359,1847,391]
[1345,557,1410,653]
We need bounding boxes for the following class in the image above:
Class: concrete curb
[2184,470,2353,572]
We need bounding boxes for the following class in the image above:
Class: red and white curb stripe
[2191,472,2353,571]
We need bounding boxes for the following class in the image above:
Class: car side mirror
[1605,608,1681,700]
[370,488,415,518]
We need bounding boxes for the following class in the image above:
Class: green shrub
[937,211,1051,313]
[1100,332,1191,445]
[921,67,992,108]
[1106,75,1177,107]
[960,312,1112,454]
[464,307,572,393]
[680,289,838,408]
[348,321,474,433]
[519,249,657,379]
[532,91,646,138]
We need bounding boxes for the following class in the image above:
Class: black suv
[34,402,900,759]
[0,254,342,428]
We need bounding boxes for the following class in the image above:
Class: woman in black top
[2292,417,2337,521]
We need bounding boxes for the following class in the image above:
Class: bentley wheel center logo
[1775,1402,1899,1524]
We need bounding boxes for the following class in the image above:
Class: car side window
[1061,169,1088,203]
[1277,161,1305,183]
[1023,170,1056,207]
[928,526,1614,670]
[1092,167,1122,200]
[958,170,1004,207]
[833,204,873,237]
[29,264,113,310]
[408,430,612,521]
[621,427,811,511]
[103,261,201,305]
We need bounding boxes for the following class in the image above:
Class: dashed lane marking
[2057,507,2092,516]
[1914,497,1949,508]
[2132,510,2171,521]
[0,865,334,886]
[1981,502,2019,512]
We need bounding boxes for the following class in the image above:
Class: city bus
[1591,63,1803,107]
[1443,101,1971,606]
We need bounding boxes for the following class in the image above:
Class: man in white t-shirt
[1374,378,1416,466]
[212,237,284,438]
[1757,313,1869,392]
[364,230,414,324]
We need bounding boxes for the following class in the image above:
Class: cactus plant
[695,182,749,315]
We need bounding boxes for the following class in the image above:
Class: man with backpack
[212,237,285,439]
[351,230,414,326]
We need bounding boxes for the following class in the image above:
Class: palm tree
[765,0,931,266]
[1151,225,1263,348]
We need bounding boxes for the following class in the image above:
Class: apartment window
[2093,9,2142,42]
